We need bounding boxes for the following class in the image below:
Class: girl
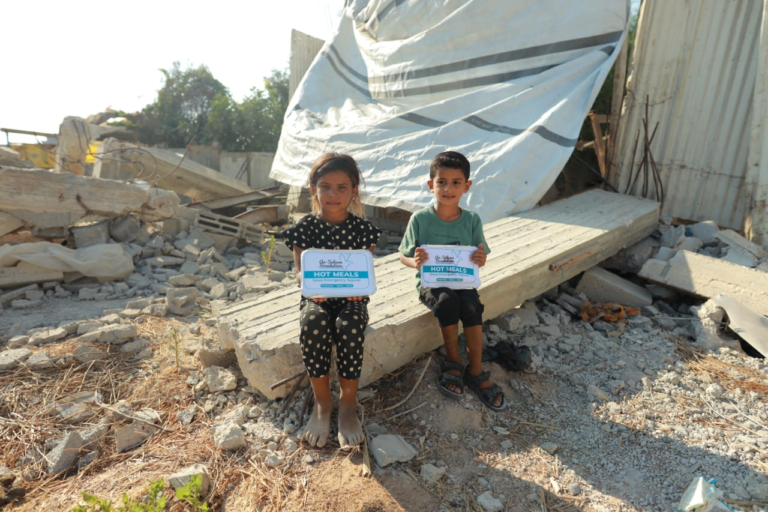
[282,153,382,449]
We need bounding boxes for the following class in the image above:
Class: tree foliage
[128,63,289,152]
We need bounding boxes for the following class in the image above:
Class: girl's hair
[307,153,366,217]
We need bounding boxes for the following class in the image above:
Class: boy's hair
[307,152,365,217]
[429,151,471,181]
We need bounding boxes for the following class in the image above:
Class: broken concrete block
[26,351,54,369]
[209,283,229,299]
[120,338,151,354]
[679,237,703,253]
[204,366,237,392]
[370,435,417,467]
[639,251,768,316]
[71,221,110,248]
[28,327,68,346]
[715,229,768,259]
[11,299,42,309]
[721,247,758,268]
[168,274,202,287]
[660,225,685,248]
[690,300,740,352]
[477,491,503,512]
[177,406,196,426]
[166,287,199,316]
[212,423,246,450]
[601,236,659,273]
[655,246,677,261]
[0,284,39,307]
[0,263,64,290]
[80,324,138,344]
[73,343,108,363]
[25,289,44,300]
[109,216,143,243]
[575,267,652,307]
[689,221,719,240]
[197,348,236,369]
[115,423,156,452]
[47,432,84,474]
[0,348,32,370]
[145,256,185,268]
[168,464,211,494]
[134,408,162,425]
[420,464,446,483]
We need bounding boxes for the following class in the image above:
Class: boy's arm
[398,215,427,268]
[399,249,428,269]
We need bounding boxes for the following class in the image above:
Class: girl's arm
[293,246,304,285]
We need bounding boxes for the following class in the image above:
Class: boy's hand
[414,247,429,268]
[471,243,487,267]
[346,296,366,302]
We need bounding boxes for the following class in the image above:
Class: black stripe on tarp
[325,50,372,98]
[328,45,368,82]
[376,0,407,24]
[462,115,577,146]
[372,63,557,99]
[368,31,623,84]
[396,112,445,128]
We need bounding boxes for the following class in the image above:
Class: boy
[399,151,505,411]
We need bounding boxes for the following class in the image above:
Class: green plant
[175,475,209,512]
[261,235,276,271]
[72,479,167,512]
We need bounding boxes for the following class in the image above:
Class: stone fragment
[655,246,677,261]
[8,335,29,348]
[679,237,703,253]
[134,408,162,425]
[284,439,299,453]
[26,351,54,369]
[540,442,558,455]
[11,298,42,309]
[177,406,196,426]
[569,482,582,495]
[73,344,108,363]
[115,423,156,452]
[47,432,84,474]
[180,261,200,275]
[220,404,249,427]
[660,225,685,248]
[575,267,652,307]
[77,322,103,335]
[212,423,246,450]
[0,284,39,307]
[0,466,15,486]
[477,491,503,512]
[587,384,610,402]
[210,282,228,299]
[144,256,185,267]
[689,221,719,240]
[420,464,446,483]
[168,274,202,287]
[204,366,238,392]
[166,287,199,315]
[109,215,143,243]
[264,453,285,467]
[168,464,211,493]
[80,324,138,344]
[120,338,151,354]
[721,247,758,268]
[0,348,32,370]
[197,348,236,369]
[370,435,417,467]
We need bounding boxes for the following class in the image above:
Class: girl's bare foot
[337,400,364,449]
[302,399,332,447]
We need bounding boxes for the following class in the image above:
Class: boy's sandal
[464,370,507,412]
[438,360,465,398]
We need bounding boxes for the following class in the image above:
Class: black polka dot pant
[299,299,368,380]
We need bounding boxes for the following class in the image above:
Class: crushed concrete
[370,435,418,467]
[168,464,211,493]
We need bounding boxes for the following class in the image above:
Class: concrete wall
[220,152,276,190]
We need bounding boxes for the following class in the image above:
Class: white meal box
[420,245,481,289]
[300,249,377,298]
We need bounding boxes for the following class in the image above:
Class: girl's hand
[470,243,487,267]
[346,296,366,301]
[414,247,429,268]
[312,297,328,303]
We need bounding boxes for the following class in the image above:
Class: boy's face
[428,167,471,207]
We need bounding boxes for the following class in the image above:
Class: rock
[73,344,108,363]
[420,464,446,483]
[0,466,16,486]
[221,404,249,427]
[25,289,44,300]
[0,348,32,370]
[302,453,315,464]
[28,327,68,346]
[575,267,652,307]
[494,306,539,331]
[26,351,54,369]
[477,491,503,512]
[77,451,98,470]
[177,406,196,426]
[721,247,758,268]
[197,348,236,369]
[679,237,703,253]
[47,432,84,473]
[145,256,185,267]
[569,482,582,495]
[111,402,134,421]
[8,335,29,348]
[11,298,43,309]
[109,215,143,243]
[204,366,238,392]
[79,324,138,345]
[601,236,659,273]
[587,384,610,402]
[660,225,685,248]
[115,423,157,452]
[168,274,202,287]
[168,464,211,494]
[284,439,299,453]
[690,221,719,240]
[80,420,111,449]
[706,383,726,398]
[76,321,103,335]
[212,423,246,450]
[209,282,229,299]
[120,338,151,354]
[745,474,768,500]
[370,435,418,467]
[134,408,162,424]
[53,391,102,424]
[166,287,199,316]
[264,453,285,467]
[540,442,558,455]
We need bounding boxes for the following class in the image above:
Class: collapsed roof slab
[217,189,660,399]
[96,139,252,202]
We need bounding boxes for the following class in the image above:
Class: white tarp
[0,242,133,281]
[272,0,629,223]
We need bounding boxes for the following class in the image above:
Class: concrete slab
[639,251,768,316]
[218,190,659,398]
[575,267,653,307]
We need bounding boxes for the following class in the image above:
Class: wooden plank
[607,35,629,186]
[218,190,660,398]
[589,112,608,177]
[639,251,768,316]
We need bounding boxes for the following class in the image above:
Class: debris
[166,287,199,316]
[98,138,253,202]
[689,221,719,240]
[369,435,418,467]
[476,491,504,512]
[601,236,659,273]
[579,301,640,324]
[420,464,446,483]
[0,167,178,232]
[177,406,196,426]
[675,476,731,511]
[0,262,64,290]
[47,432,84,474]
[168,464,211,494]
[0,348,32,370]
[711,293,768,357]
[114,423,156,452]
[540,442,559,455]
[640,251,768,315]
[212,423,246,450]
[71,221,110,248]
[25,351,53,369]
[28,327,68,346]
[73,344,108,363]
[575,267,652,307]
[79,324,138,344]
[569,483,582,495]
[714,229,768,260]
[204,366,238,392]
[660,225,685,248]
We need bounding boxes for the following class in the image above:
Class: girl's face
[311,170,358,216]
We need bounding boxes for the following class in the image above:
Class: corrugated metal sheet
[613,0,763,229]
[289,29,325,101]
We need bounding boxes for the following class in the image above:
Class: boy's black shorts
[419,287,484,328]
